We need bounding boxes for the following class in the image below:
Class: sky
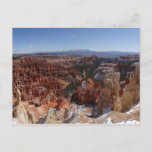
[13,28,140,54]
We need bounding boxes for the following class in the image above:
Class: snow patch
[103,117,140,124]
[117,120,140,124]
[103,117,112,124]
[126,103,140,114]
[81,80,86,88]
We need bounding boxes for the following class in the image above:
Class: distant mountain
[14,49,139,58]
[44,49,139,58]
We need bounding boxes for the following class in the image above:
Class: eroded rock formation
[112,63,140,112]
[120,64,140,112]
[72,78,102,105]
[13,54,140,124]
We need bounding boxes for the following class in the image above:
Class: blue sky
[13,28,140,54]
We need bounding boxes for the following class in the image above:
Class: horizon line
[13,49,140,54]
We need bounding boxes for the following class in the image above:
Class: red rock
[72,78,102,105]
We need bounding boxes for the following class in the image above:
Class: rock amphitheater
[13,54,140,124]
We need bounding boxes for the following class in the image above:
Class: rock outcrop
[112,63,140,112]
[120,65,140,111]
[13,88,32,124]
[101,72,121,111]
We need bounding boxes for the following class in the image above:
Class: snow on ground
[81,80,86,88]
[103,117,113,124]
[126,103,140,114]
[116,120,140,124]
[94,72,101,80]
[103,117,140,124]
[94,72,104,80]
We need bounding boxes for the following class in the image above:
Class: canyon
[13,54,140,124]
